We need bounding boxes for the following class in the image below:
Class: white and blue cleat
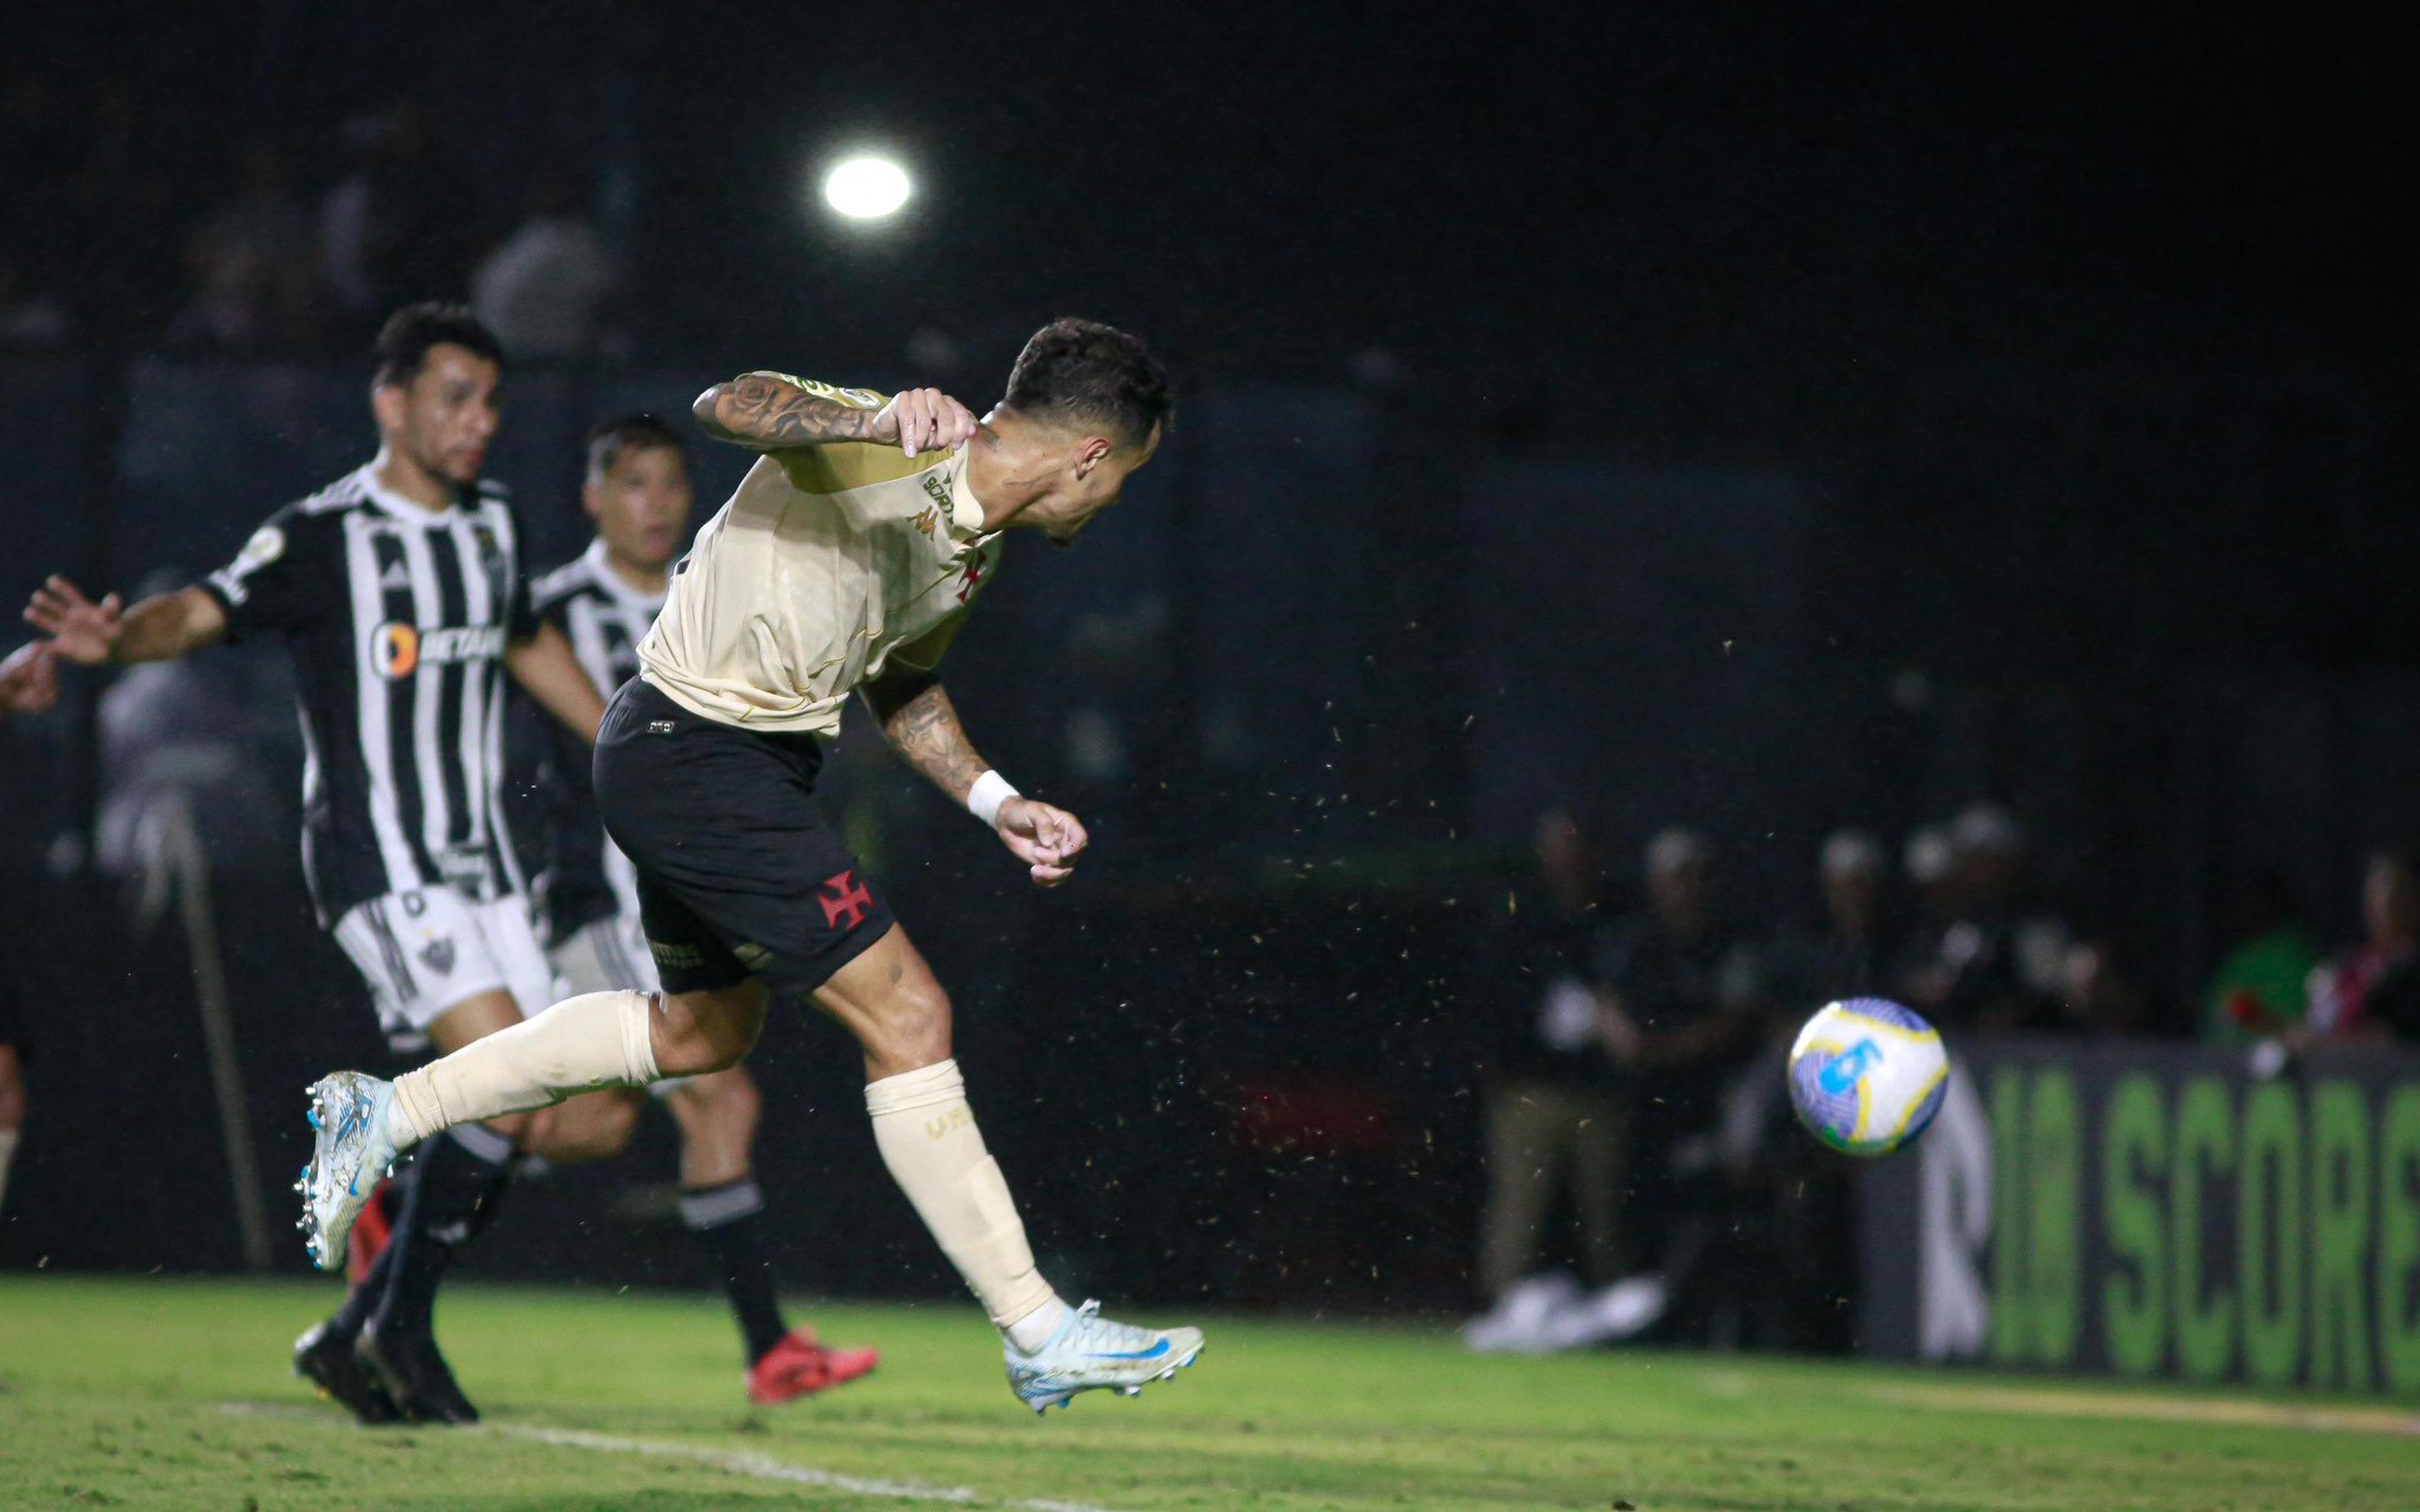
[1004,1299,1204,1414]
[295,1072,400,1271]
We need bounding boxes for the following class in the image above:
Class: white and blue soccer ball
[1786,997,1949,1157]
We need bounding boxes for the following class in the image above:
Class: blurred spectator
[1656,831,1868,1348]
[471,167,619,360]
[2200,869,2320,1043]
[1656,990,1855,1351]
[166,140,324,353]
[1596,828,1764,1087]
[320,100,483,325]
[2050,937,2157,1036]
[1897,805,2070,1032]
[2306,849,2420,1042]
[1471,810,1627,1302]
[1773,828,1896,1009]
[1890,824,1955,991]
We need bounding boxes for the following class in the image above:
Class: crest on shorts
[418,936,458,976]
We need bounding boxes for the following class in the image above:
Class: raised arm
[505,621,608,743]
[25,577,226,665]
[860,668,1087,886]
[693,373,976,459]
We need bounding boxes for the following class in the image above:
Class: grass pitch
[1,1276,2414,1511]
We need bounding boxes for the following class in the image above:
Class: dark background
[1,2,2414,1315]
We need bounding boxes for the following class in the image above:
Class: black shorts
[594,677,897,1000]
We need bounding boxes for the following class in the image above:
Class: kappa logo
[418,936,458,976]
[817,869,877,931]
[911,505,942,538]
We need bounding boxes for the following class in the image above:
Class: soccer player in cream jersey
[302,318,1204,1413]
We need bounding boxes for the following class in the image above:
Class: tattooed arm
[861,669,989,802]
[860,668,1089,885]
[693,373,977,457]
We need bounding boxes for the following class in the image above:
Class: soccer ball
[1786,997,1949,1157]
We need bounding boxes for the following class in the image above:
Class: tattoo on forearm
[881,680,989,800]
[696,374,879,447]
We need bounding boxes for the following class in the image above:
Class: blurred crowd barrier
[1865,1036,2420,1395]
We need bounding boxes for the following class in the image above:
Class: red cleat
[345,1178,396,1286]
[746,1327,879,1406]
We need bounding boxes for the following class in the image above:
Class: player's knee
[865,977,952,1077]
[653,987,764,1078]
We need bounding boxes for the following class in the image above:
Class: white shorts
[333,886,554,1052]
[546,912,662,999]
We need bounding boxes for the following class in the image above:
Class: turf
[1,1276,2414,1511]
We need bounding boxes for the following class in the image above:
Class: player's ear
[580,475,605,523]
[370,381,407,437]
[1072,435,1114,478]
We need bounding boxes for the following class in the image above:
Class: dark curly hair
[372,301,504,389]
[1002,318,1172,449]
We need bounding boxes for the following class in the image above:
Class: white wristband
[966,769,1019,829]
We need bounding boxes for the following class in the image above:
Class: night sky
[24,3,2408,375]
[11,1,2416,668]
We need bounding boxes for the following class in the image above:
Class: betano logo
[369,622,505,680]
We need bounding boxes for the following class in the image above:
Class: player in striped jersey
[23,304,638,1426]
[521,414,875,1404]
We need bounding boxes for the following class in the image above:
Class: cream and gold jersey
[636,376,1001,735]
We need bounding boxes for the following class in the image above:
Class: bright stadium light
[822,155,911,221]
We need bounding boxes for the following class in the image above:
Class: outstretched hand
[994,797,1089,887]
[23,576,121,665]
[873,388,977,459]
[0,639,59,716]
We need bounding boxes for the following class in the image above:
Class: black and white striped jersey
[526,540,662,942]
[200,464,539,924]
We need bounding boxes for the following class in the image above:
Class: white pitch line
[221,1404,1129,1512]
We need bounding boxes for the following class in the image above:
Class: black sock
[681,1178,788,1365]
[371,1126,515,1339]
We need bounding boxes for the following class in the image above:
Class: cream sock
[865,1058,1059,1335]
[388,990,660,1147]
[0,1129,17,1213]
